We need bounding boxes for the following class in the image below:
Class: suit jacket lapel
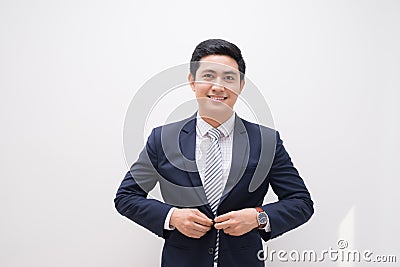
[180,116,202,186]
[220,115,250,204]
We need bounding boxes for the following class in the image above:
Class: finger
[226,229,242,236]
[193,209,212,221]
[214,220,231,230]
[222,227,232,235]
[180,224,202,239]
[185,231,202,239]
[192,210,213,226]
[192,209,207,218]
[214,212,234,223]
[188,226,210,238]
[192,215,213,226]
[192,222,212,233]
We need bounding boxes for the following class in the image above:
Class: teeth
[210,96,225,100]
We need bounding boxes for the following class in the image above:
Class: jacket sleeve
[114,128,173,238]
[258,131,314,241]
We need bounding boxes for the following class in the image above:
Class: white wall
[1,1,399,266]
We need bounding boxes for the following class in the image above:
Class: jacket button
[208,248,214,255]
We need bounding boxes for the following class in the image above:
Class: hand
[170,208,213,238]
[214,208,259,236]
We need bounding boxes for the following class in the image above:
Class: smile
[208,96,227,102]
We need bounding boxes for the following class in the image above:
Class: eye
[225,75,235,81]
[202,73,214,79]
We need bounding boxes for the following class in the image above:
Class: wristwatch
[255,207,268,229]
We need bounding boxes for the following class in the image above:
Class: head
[190,39,246,82]
[188,39,246,125]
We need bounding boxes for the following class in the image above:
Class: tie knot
[208,128,221,141]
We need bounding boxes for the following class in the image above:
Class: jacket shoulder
[239,117,277,138]
[152,116,195,133]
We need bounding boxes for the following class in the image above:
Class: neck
[202,117,222,128]
[199,109,234,128]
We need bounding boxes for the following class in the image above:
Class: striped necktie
[204,128,223,265]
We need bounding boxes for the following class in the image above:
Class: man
[115,39,314,267]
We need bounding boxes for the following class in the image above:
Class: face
[189,55,245,121]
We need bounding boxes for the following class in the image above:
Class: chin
[200,104,233,117]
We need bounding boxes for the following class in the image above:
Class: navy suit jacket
[115,115,314,267]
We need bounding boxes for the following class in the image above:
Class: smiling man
[115,39,314,267]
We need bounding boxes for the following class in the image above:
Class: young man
[115,39,314,267]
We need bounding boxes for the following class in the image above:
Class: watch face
[258,212,268,224]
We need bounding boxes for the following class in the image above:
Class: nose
[211,77,225,91]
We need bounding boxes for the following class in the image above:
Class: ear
[188,73,196,92]
[239,79,245,93]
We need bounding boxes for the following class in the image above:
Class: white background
[1,0,399,266]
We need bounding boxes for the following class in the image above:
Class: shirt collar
[196,112,235,138]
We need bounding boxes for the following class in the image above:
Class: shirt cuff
[164,207,176,230]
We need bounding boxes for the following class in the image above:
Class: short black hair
[190,39,246,81]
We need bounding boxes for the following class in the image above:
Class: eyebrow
[201,69,239,76]
[223,70,239,76]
